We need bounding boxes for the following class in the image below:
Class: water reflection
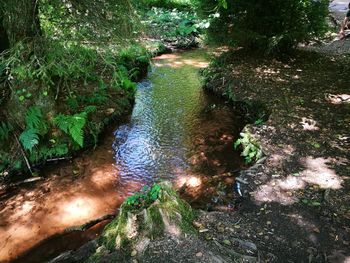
[113,50,243,198]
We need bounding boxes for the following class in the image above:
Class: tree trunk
[2,0,41,47]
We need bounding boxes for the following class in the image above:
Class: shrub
[199,0,329,53]
[142,7,209,48]
[234,132,263,164]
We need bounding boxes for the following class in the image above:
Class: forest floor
[202,50,350,263]
[196,30,350,262]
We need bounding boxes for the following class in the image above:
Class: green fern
[19,128,39,152]
[25,106,47,135]
[29,143,69,162]
[26,106,42,128]
[49,143,69,156]
[54,112,87,147]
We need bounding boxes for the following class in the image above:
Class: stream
[0,49,244,263]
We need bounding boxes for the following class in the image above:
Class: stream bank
[202,48,350,261]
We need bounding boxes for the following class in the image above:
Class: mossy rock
[89,181,194,261]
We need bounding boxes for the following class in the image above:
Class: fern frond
[50,143,69,156]
[19,128,39,152]
[26,106,42,129]
[26,106,48,135]
[70,113,86,147]
[54,112,87,147]
[54,114,70,133]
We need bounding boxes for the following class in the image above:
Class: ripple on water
[112,50,243,192]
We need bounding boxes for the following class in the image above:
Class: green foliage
[18,106,47,152]
[124,184,162,210]
[19,128,40,152]
[39,0,138,42]
[0,0,151,175]
[136,0,195,10]
[54,112,87,147]
[116,45,150,81]
[199,0,330,53]
[25,106,47,134]
[301,199,321,207]
[234,132,263,164]
[28,143,69,163]
[96,181,194,257]
[142,7,209,48]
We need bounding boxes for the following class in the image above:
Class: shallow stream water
[0,49,244,262]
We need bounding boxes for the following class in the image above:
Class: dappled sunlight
[175,175,202,189]
[300,117,319,131]
[183,59,209,68]
[12,201,36,218]
[153,52,209,69]
[326,93,350,104]
[187,176,202,187]
[89,165,117,189]
[256,67,280,75]
[154,53,180,60]
[266,153,285,169]
[253,157,343,205]
[59,196,96,222]
[154,59,208,69]
[254,66,289,83]
[0,157,123,262]
[300,157,343,189]
[253,176,301,205]
[208,46,230,57]
[188,151,208,165]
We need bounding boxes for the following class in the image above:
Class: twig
[55,78,62,100]
[46,157,72,162]
[9,177,43,188]
[14,134,33,175]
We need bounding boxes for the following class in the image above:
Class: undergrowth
[234,132,263,164]
[0,40,150,177]
[141,7,209,49]
[124,184,162,210]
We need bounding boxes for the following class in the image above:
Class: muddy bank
[202,48,350,261]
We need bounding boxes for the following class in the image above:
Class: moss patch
[89,181,195,261]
